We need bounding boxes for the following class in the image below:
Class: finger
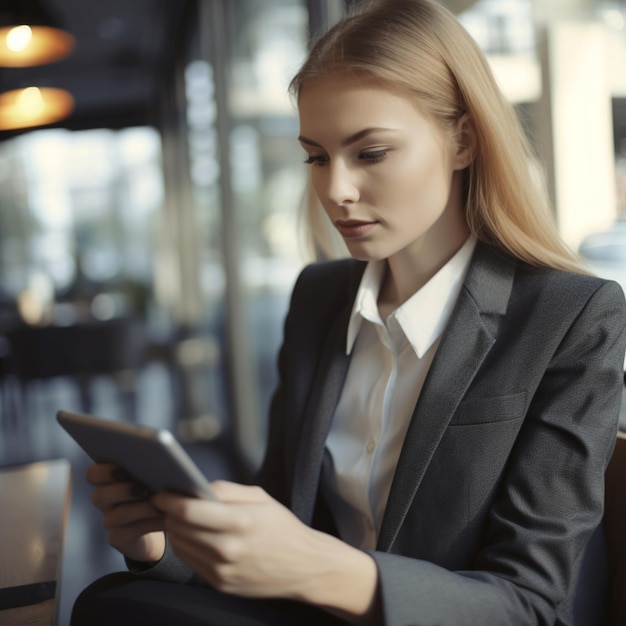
[92,481,152,509]
[151,492,189,514]
[166,535,225,589]
[168,522,250,568]
[165,528,234,586]
[103,499,164,530]
[158,498,263,539]
[107,526,166,561]
[167,525,223,560]
[86,463,128,485]
[210,481,269,504]
[108,518,166,542]
[166,531,264,598]
[152,483,269,516]
[153,494,236,531]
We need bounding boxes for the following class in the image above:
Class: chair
[5,316,146,421]
[604,431,626,626]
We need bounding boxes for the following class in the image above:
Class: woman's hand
[87,463,166,563]
[152,481,379,622]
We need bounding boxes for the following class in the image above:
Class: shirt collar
[346,235,477,357]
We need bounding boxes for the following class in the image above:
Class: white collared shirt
[321,236,477,549]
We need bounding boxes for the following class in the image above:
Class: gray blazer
[257,241,626,626]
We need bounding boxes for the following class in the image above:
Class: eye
[304,154,329,167]
[359,149,388,164]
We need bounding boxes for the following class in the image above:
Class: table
[0,459,72,625]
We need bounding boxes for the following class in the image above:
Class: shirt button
[366,440,375,454]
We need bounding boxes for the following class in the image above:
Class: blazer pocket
[449,391,528,426]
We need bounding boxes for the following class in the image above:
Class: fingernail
[130,483,150,499]
[111,467,131,482]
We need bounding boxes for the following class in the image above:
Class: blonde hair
[291,0,587,273]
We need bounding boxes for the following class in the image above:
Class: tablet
[56,409,218,500]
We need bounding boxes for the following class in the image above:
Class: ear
[452,113,476,170]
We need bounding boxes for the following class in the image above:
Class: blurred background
[1,0,626,622]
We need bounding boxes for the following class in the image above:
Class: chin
[346,244,388,263]
[348,251,378,262]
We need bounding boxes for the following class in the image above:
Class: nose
[314,160,360,207]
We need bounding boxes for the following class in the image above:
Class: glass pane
[170,18,229,444]
[225,0,310,466]
[0,126,174,427]
[0,127,162,322]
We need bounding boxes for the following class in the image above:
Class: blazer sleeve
[125,539,204,585]
[125,260,358,586]
[370,279,626,626]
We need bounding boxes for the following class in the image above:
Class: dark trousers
[70,572,350,626]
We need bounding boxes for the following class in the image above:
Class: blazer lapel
[377,243,516,550]
[290,265,363,523]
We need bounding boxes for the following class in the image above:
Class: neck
[378,227,469,316]
[377,170,470,317]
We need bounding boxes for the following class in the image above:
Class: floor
[0,363,239,626]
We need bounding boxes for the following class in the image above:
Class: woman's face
[298,75,471,265]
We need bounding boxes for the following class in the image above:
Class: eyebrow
[298,127,395,148]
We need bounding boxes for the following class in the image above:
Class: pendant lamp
[0,86,74,130]
[0,0,75,67]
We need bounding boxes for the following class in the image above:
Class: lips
[334,219,378,239]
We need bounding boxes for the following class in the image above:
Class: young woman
[72,1,626,624]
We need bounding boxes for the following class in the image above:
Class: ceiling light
[0,0,75,67]
[0,86,74,131]
[7,25,32,51]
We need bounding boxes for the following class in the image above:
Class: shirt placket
[362,320,399,543]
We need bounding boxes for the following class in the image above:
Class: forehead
[297,76,443,145]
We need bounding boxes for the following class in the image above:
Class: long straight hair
[291,0,588,273]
